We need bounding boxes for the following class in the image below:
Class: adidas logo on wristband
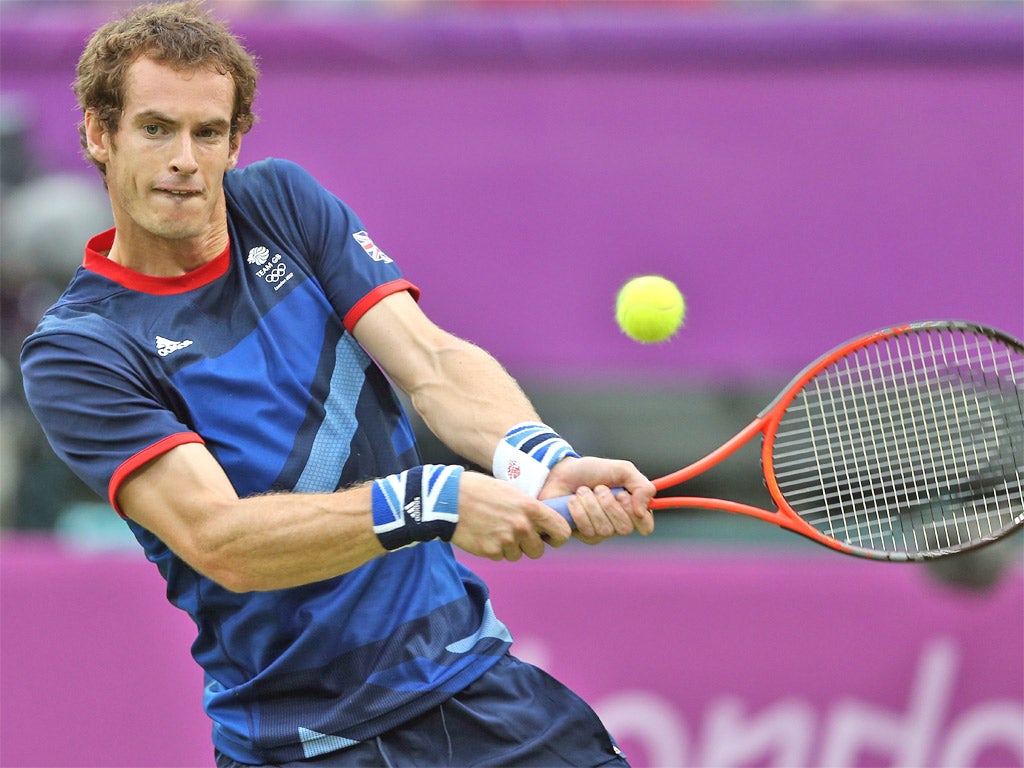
[372,465,462,551]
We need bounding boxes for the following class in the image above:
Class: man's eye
[143,124,162,136]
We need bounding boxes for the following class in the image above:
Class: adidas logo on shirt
[155,335,194,357]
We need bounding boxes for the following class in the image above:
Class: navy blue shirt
[21,159,511,763]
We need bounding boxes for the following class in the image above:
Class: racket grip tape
[542,487,626,531]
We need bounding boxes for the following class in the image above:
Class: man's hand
[451,471,573,561]
[541,456,656,544]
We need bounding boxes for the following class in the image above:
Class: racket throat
[655,418,766,491]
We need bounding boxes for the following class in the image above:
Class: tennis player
[19,2,655,766]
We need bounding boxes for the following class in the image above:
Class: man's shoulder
[225,158,327,221]
[21,285,132,372]
[226,157,314,192]
[33,269,122,324]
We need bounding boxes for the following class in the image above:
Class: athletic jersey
[20,158,512,763]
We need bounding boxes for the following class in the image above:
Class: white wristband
[492,422,579,498]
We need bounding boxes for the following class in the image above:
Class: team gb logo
[247,246,270,266]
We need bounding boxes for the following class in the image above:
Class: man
[20,2,655,765]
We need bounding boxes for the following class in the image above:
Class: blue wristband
[372,465,462,551]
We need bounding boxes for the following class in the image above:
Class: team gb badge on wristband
[492,422,579,498]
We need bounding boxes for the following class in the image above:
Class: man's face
[87,56,241,250]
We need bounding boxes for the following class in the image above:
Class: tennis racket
[545,321,1024,561]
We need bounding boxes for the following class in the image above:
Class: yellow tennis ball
[615,275,686,343]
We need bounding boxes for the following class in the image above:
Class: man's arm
[352,291,655,541]
[119,441,574,592]
[118,442,385,591]
[353,291,540,468]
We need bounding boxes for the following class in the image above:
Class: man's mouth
[157,188,201,198]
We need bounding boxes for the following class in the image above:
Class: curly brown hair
[74,0,259,176]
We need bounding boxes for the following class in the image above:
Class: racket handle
[542,487,627,531]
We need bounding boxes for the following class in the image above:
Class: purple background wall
[2,10,1021,382]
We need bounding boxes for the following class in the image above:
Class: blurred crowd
[0,99,114,533]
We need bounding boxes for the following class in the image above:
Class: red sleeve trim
[343,279,421,332]
[108,432,206,517]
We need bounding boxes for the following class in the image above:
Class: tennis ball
[615,275,685,343]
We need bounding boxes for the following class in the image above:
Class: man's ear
[227,134,242,170]
[84,110,110,165]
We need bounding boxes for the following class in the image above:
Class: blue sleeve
[20,319,202,512]
[226,159,419,325]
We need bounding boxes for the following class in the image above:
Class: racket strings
[771,326,1024,558]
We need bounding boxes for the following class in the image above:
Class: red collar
[84,228,231,295]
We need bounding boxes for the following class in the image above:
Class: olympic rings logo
[264,264,288,283]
